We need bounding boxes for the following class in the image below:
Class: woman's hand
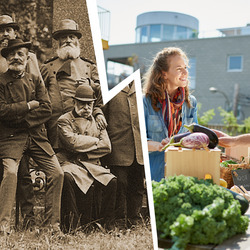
[147,138,170,152]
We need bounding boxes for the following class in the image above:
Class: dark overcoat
[0,70,54,159]
[102,83,144,166]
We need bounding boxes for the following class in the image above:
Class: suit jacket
[0,70,54,159]
[57,111,115,193]
[102,82,144,166]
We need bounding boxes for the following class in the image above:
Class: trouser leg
[127,163,145,219]
[110,166,128,219]
[17,155,35,220]
[61,173,80,232]
[77,184,93,226]
[61,173,93,232]
[0,158,20,232]
[29,142,64,228]
[99,178,117,223]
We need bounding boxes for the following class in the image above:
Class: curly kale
[153,175,249,250]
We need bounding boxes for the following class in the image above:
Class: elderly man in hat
[0,14,46,229]
[40,19,107,151]
[57,84,116,232]
[0,14,41,76]
[0,39,64,234]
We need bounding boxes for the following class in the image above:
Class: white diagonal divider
[86,0,158,249]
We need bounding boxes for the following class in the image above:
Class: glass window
[162,25,175,41]
[107,60,134,89]
[188,57,196,89]
[228,55,243,72]
[141,26,148,43]
[149,24,161,42]
[176,26,187,40]
[135,28,140,43]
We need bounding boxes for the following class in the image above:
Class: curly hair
[143,47,191,111]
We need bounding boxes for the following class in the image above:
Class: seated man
[57,84,117,232]
[0,38,64,234]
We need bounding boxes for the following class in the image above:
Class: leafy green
[153,175,249,250]
[220,160,238,168]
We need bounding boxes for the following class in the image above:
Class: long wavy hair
[143,47,191,111]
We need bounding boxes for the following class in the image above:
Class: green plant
[153,175,249,250]
[238,117,250,134]
[218,107,238,135]
[197,103,215,126]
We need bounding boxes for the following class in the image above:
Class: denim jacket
[143,94,198,182]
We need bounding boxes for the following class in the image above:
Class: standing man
[0,39,64,234]
[102,81,145,227]
[40,19,107,151]
[0,14,43,229]
[57,84,116,232]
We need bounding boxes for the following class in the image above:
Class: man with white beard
[40,19,106,151]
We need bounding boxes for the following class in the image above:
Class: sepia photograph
[0,0,153,249]
[1,0,250,249]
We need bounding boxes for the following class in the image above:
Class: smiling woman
[142,47,198,181]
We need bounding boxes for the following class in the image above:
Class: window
[176,26,187,40]
[149,24,161,42]
[140,26,148,43]
[162,25,175,41]
[227,55,243,72]
[188,57,196,89]
[107,60,134,89]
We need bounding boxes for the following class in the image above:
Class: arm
[24,76,52,128]
[148,138,169,152]
[143,95,169,152]
[89,63,107,129]
[86,128,111,159]
[219,134,250,147]
[0,83,29,122]
[57,117,99,153]
[190,95,198,124]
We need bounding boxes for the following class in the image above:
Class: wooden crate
[165,146,221,185]
[225,146,250,161]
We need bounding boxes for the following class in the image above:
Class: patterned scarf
[160,87,185,138]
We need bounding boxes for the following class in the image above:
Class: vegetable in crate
[153,175,249,250]
[184,123,218,149]
[162,132,209,150]
[161,132,191,151]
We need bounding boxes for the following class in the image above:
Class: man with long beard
[0,39,64,234]
[40,19,107,151]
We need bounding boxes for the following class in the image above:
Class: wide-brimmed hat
[1,38,31,58]
[0,15,20,31]
[52,19,82,40]
[73,84,96,102]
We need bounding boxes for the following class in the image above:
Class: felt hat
[0,15,20,31]
[1,38,31,58]
[52,19,82,40]
[73,84,96,102]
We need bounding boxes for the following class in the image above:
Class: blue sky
[96,0,250,45]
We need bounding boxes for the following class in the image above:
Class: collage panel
[0,0,250,249]
[0,0,155,249]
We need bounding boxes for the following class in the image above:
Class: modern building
[135,11,199,43]
[103,11,250,124]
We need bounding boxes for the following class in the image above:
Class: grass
[0,220,153,249]
[0,193,154,249]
